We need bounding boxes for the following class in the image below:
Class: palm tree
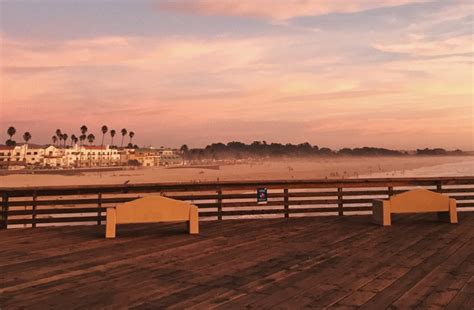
[52,136,58,146]
[71,134,77,147]
[129,131,135,145]
[79,134,86,146]
[80,125,88,135]
[5,139,15,146]
[55,129,62,148]
[23,132,32,144]
[87,134,95,145]
[110,129,116,146]
[101,125,108,146]
[7,126,16,139]
[62,133,68,147]
[80,125,88,147]
[120,128,127,148]
[56,129,62,143]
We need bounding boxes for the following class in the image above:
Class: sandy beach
[1,156,473,187]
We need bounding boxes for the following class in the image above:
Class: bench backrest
[390,189,449,213]
[116,196,196,224]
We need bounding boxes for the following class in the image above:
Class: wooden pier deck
[1,213,473,309]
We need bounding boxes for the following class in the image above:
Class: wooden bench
[372,188,457,226]
[106,196,199,238]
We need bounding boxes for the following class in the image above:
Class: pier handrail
[1,176,474,228]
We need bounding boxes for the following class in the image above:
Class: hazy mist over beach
[2,156,473,187]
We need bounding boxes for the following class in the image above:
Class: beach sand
[1,156,473,187]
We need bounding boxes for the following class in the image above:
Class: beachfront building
[63,145,121,167]
[158,148,182,166]
[134,153,157,167]
[0,145,25,168]
[132,149,161,167]
[43,145,65,167]
[0,144,181,169]
[24,144,46,166]
[0,144,40,168]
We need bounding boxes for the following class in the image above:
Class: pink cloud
[157,0,423,19]
[2,29,472,150]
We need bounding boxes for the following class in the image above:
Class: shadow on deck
[1,213,473,309]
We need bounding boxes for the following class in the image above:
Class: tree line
[179,141,466,160]
[4,125,137,148]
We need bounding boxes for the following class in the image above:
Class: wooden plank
[441,188,474,194]
[7,197,140,207]
[393,240,474,309]
[7,216,107,225]
[458,202,474,208]
[359,224,472,309]
[445,275,474,310]
[0,214,473,308]
[8,207,104,216]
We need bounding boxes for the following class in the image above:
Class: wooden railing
[1,176,474,228]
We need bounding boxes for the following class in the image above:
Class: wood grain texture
[0,213,473,309]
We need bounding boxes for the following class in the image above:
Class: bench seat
[372,188,457,226]
[106,196,199,238]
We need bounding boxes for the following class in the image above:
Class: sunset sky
[1,0,473,150]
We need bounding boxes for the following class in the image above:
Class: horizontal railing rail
[1,176,473,228]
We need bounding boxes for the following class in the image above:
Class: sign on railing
[257,188,268,204]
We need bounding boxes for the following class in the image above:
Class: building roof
[82,146,107,150]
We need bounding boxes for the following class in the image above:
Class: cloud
[373,34,472,57]
[157,0,424,20]
[2,10,472,150]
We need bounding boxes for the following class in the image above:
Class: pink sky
[0,0,473,150]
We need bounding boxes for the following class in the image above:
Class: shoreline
[0,166,134,176]
[1,155,473,187]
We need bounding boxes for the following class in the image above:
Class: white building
[43,145,64,167]
[24,145,45,165]
[75,145,121,167]
[0,145,21,166]
[58,145,120,167]
[0,144,179,169]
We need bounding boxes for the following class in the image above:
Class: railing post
[284,188,289,218]
[97,193,102,225]
[217,190,222,220]
[32,192,37,228]
[1,193,9,229]
[436,182,442,193]
[388,186,394,197]
[337,188,343,216]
